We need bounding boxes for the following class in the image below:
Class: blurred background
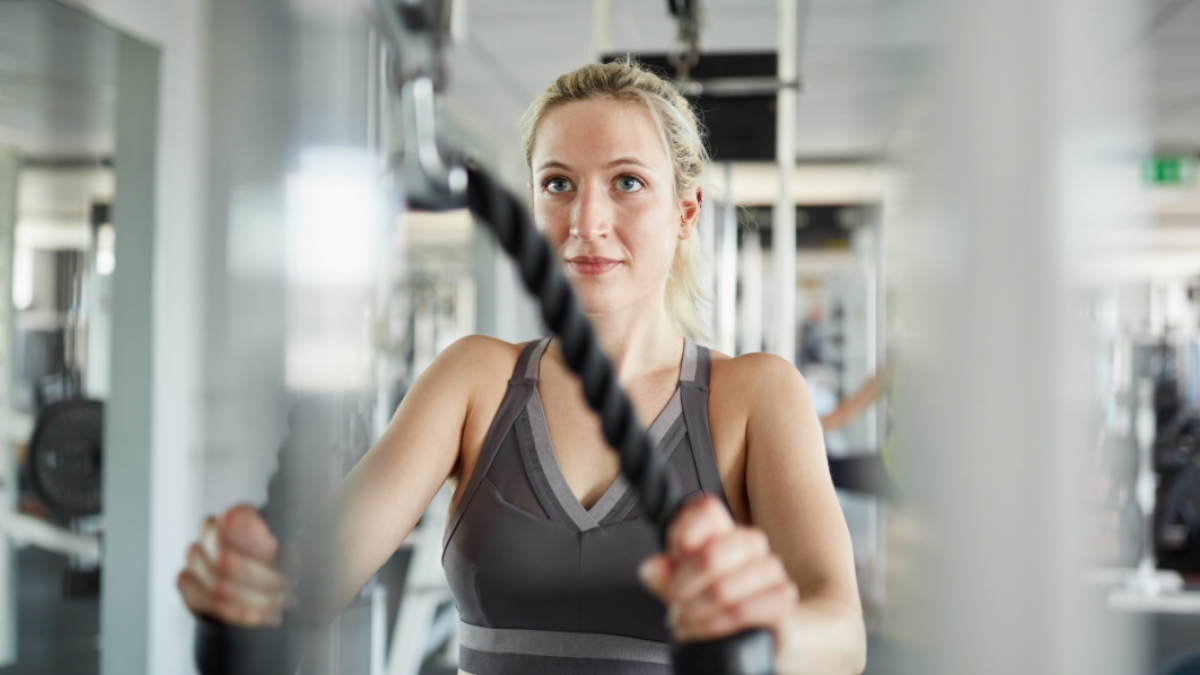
[0,0,1196,673]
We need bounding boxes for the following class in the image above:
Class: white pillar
[717,164,738,355]
[590,0,610,63]
[101,34,160,675]
[697,173,717,342]
[0,148,19,667]
[900,0,1150,671]
[740,229,763,353]
[772,0,798,363]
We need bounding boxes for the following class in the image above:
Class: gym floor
[0,547,98,675]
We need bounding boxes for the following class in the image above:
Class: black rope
[465,165,776,675]
[465,165,684,541]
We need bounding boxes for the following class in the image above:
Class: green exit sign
[1144,156,1198,186]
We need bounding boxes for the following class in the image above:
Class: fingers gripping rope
[465,166,684,538]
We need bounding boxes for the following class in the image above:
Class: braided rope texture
[465,166,683,541]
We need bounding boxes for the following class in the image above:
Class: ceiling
[449,0,1198,157]
[0,0,1194,194]
[446,0,929,171]
[0,0,119,158]
[1151,0,1200,151]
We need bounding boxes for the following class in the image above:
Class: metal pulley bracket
[375,0,466,211]
[394,76,467,211]
[667,0,701,79]
[376,0,453,91]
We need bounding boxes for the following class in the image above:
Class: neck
[556,296,684,386]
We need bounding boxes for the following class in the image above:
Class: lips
[567,256,620,275]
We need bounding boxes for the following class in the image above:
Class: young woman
[178,59,866,675]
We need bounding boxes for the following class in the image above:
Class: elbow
[830,598,868,675]
[779,597,867,675]
[849,632,868,675]
[844,608,868,675]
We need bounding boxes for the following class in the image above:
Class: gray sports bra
[442,337,729,675]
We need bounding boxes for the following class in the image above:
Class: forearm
[776,596,866,675]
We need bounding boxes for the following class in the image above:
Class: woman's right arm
[178,334,503,627]
[313,334,495,616]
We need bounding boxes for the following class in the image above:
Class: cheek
[631,229,678,278]
[534,202,566,245]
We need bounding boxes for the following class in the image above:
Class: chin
[571,286,625,316]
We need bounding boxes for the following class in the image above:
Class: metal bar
[591,0,610,64]
[741,228,763,353]
[0,145,17,668]
[718,163,738,354]
[0,511,101,563]
[772,0,798,362]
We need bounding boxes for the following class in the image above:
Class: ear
[678,187,702,240]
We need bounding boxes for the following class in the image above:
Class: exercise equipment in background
[27,399,103,523]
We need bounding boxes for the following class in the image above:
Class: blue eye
[615,175,644,192]
[544,177,572,193]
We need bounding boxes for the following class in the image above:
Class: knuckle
[764,553,785,577]
[669,524,691,554]
[725,602,750,624]
[212,578,234,604]
[662,582,684,605]
[213,598,253,627]
[242,606,262,626]
[697,545,723,572]
[188,542,207,565]
[209,599,236,624]
[735,527,764,554]
[176,570,194,592]
[708,579,735,606]
[217,547,239,576]
[748,529,769,552]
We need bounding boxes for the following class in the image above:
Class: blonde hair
[520,58,712,343]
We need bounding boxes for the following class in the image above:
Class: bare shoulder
[436,333,522,362]
[704,349,817,524]
[424,334,524,386]
[708,348,811,408]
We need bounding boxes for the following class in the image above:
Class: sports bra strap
[511,337,552,382]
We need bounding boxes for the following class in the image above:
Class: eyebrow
[534,157,655,172]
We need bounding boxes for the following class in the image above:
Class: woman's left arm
[639,353,866,675]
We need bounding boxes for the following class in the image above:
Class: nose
[569,184,612,241]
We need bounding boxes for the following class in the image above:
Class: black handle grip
[672,629,776,675]
[194,614,299,675]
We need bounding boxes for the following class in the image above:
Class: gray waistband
[457,621,672,664]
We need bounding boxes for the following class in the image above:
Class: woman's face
[530,98,699,318]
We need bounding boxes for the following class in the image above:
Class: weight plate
[28,399,104,520]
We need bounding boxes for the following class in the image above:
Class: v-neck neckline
[531,337,687,520]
